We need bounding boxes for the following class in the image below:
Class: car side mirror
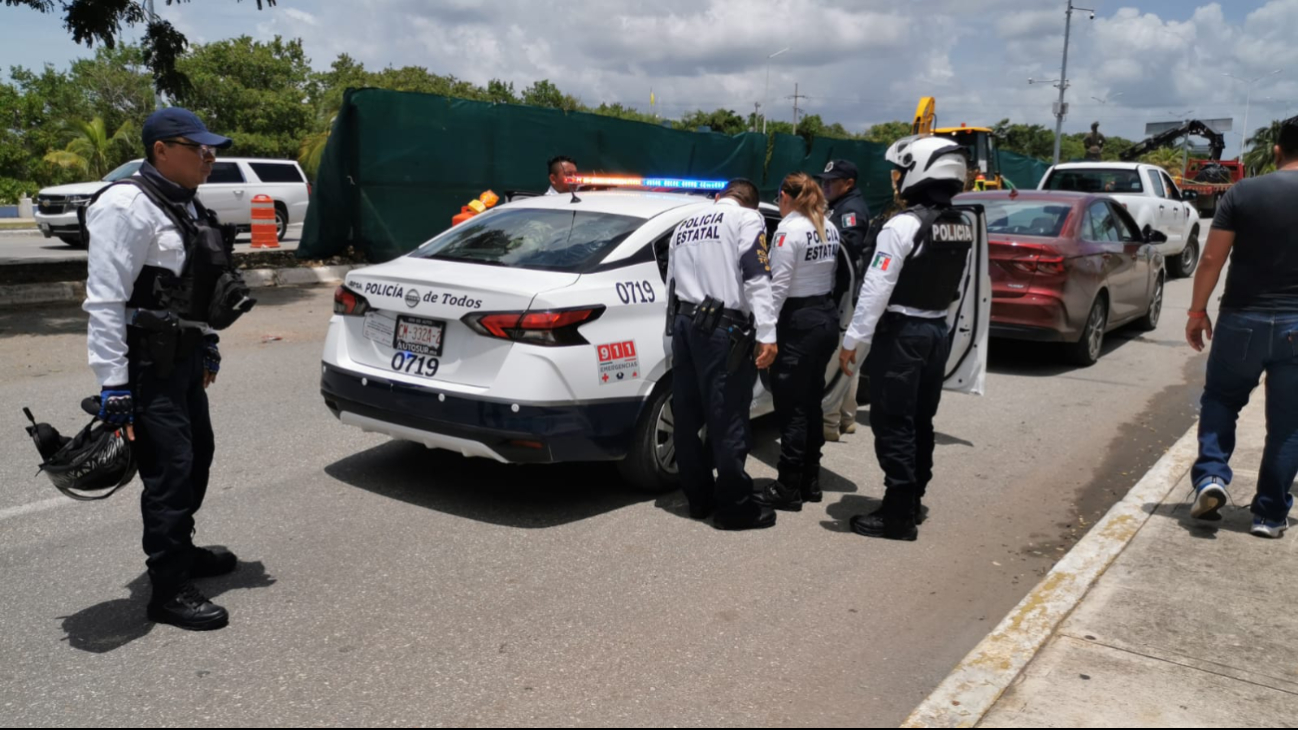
[1143,225,1168,244]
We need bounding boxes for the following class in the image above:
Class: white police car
[321,179,990,491]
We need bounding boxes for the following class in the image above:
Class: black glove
[203,335,221,374]
[99,387,134,426]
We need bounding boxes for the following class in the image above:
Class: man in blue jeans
[1186,116,1298,538]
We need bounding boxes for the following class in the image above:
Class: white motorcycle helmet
[886,135,968,199]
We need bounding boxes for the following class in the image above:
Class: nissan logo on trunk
[405,289,420,308]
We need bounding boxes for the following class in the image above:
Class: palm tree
[43,117,136,179]
[298,109,338,180]
[1139,147,1186,178]
[1243,120,1283,177]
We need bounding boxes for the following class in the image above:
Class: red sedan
[956,190,1166,366]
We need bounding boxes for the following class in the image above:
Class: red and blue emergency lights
[565,175,727,191]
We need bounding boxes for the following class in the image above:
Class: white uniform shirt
[545,185,559,196]
[83,182,198,387]
[842,212,947,353]
[666,197,778,344]
[769,211,839,315]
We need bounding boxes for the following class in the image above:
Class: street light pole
[763,47,790,135]
[1052,1,1094,165]
[1225,69,1280,154]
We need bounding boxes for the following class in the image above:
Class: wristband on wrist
[1188,310,1208,319]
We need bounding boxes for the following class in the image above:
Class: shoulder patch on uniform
[871,252,893,272]
[842,213,857,228]
[775,232,787,247]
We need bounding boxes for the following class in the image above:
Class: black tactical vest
[889,205,974,312]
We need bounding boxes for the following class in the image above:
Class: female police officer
[764,173,841,511]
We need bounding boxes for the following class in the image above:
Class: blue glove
[99,388,134,426]
[203,337,221,374]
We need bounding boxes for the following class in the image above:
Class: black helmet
[23,398,137,501]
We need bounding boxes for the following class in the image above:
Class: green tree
[674,108,747,135]
[485,79,517,104]
[5,0,277,97]
[1243,120,1284,176]
[1139,147,1187,177]
[42,116,135,178]
[593,102,659,125]
[864,120,912,146]
[521,79,581,111]
[174,35,313,159]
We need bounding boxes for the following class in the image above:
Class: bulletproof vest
[889,205,974,312]
[82,177,253,330]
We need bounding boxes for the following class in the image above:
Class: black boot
[764,478,803,512]
[191,547,238,578]
[915,496,929,526]
[801,471,824,504]
[849,512,918,542]
[715,505,778,531]
[147,581,229,631]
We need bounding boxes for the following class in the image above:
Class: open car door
[944,203,990,395]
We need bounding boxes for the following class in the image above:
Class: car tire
[1170,230,1199,278]
[275,205,289,241]
[618,384,680,494]
[1065,295,1108,367]
[1136,276,1164,332]
[57,234,85,248]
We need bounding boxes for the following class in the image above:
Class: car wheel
[57,234,85,248]
[617,384,680,493]
[1065,295,1108,367]
[1137,276,1164,332]
[1171,232,1199,278]
[275,206,289,241]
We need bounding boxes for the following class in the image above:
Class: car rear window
[411,208,642,273]
[983,201,1073,237]
[1043,168,1143,194]
[248,162,305,184]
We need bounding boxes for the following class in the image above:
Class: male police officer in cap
[818,159,872,442]
[666,178,780,530]
[838,136,973,541]
[84,107,248,630]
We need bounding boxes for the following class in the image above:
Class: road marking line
[0,496,74,522]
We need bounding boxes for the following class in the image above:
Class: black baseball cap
[818,159,858,181]
[142,107,233,149]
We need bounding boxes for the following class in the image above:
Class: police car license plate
[394,315,444,356]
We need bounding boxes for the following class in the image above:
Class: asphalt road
[0,224,303,264]
[0,275,1210,727]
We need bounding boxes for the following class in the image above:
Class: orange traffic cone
[250,194,279,249]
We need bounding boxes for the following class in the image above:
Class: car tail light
[334,284,371,316]
[1010,255,1066,275]
[463,306,605,346]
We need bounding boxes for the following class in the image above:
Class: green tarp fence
[301,88,1055,261]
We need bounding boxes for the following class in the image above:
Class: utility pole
[752,102,761,133]
[1051,1,1094,165]
[762,48,789,135]
[1225,69,1280,155]
[789,83,808,136]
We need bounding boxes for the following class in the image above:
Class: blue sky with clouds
[2,1,1294,156]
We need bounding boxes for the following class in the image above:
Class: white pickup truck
[1038,162,1202,277]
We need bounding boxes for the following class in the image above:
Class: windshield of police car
[412,208,642,273]
[983,201,1073,238]
[1043,168,1143,194]
[103,160,143,182]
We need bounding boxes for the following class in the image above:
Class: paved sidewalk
[981,392,1298,727]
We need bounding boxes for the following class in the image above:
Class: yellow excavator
[911,97,1005,191]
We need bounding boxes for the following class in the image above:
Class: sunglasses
[163,139,218,157]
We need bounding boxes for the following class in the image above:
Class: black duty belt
[677,300,750,323]
[782,294,833,311]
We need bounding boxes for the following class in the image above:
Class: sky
[2,0,1295,157]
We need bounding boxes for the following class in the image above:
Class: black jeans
[129,334,214,589]
[671,314,764,524]
[865,313,949,522]
[771,298,839,484]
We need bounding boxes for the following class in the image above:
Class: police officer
[666,178,779,530]
[818,159,872,443]
[764,173,840,511]
[546,155,577,195]
[84,108,251,630]
[838,136,973,541]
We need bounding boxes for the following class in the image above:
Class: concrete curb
[901,421,1202,728]
[0,265,356,309]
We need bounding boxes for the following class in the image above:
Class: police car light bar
[566,175,727,191]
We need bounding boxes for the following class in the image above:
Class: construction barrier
[250,194,279,249]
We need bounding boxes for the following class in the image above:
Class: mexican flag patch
[871,252,893,272]
[775,232,787,247]
[842,213,858,228]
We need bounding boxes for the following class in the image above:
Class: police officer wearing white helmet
[838,136,974,541]
[763,172,841,512]
[666,178,780,530]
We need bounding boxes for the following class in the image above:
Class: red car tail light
[334,284,371,316]
[464,306,605,346]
